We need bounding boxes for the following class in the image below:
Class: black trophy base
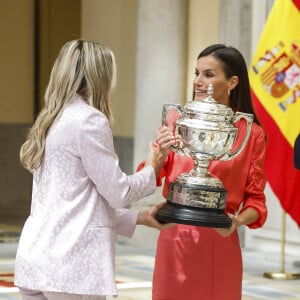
[157,201,232,228]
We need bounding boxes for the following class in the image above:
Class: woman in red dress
[141,44,268,300]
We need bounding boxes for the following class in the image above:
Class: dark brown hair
[197,44,260,124]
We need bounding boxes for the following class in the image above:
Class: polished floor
[1,224,300,300]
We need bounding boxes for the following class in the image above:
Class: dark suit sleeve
[294,134,300,170]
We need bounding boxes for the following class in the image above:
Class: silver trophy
[157,84,253,228]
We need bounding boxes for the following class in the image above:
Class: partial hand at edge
[136,201,175,230]
[144,126,175,177]
[214,213,242,237]
[214,207,259,237]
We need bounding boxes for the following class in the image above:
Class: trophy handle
[162,103,184,127]
[220,112,253,161]
[161,103,185,154]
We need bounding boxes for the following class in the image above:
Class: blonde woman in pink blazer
[14,40,172,300]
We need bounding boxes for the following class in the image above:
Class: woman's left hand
[137,202,175,230]
[215,208,259,237]
[214,213,243,237]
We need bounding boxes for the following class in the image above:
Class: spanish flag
[249,0,300,227]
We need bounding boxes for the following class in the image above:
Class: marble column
[134,0,187,169]
[218,0,254,247]
[219,0,253,64]
[123,0,187,247]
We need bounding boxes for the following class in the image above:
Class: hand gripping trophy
[156,84,253,228]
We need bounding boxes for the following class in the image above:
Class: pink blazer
[14,96,156,296]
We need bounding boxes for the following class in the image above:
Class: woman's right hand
[137,201,175,230]
[145,126,175,176]
[155,126,176,157]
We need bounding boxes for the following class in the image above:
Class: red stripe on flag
[293,0,300,11]
[0,280,15,287]
[251,89,300,227]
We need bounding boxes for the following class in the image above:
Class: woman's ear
[228,76,239,90]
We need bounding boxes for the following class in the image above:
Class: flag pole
[263,210,300,280]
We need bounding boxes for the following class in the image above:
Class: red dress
[141,121,268,300]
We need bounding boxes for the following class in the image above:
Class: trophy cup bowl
[156,84,253,228]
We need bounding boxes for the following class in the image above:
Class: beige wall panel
[38,0,81,109]
[81,0,138,137]
[0,0,34,123]
[186,0,220,100]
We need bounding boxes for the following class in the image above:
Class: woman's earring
[228,88,231,96]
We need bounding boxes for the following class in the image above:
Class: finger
[156,201,167,209]
[148,207,158,216]
[161,222,176,230]
[158,127,173,138]
[227,213,235,220]
[149,201,167,217]
[149,217,165,230]
[159,126,172,133]
[157,134,173,145]
[159,135,176,147]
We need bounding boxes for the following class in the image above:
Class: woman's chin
[194,95,206,101]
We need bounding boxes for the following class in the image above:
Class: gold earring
[228,88,231,95]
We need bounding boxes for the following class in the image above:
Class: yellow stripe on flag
[249,0,300,146]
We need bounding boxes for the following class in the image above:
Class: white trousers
[18,287,106,300]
